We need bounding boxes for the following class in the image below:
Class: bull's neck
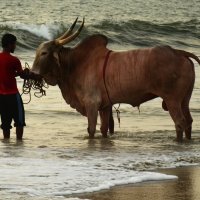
[58,47,72,76]
[57,47,77,105]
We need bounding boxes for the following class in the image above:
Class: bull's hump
[77,34,108,49]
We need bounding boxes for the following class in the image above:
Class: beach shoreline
[76,166,200,200]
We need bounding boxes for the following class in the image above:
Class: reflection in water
[1,139,25,157]
[87,138,115,150]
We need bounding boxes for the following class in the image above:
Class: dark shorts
[0,93,26,130]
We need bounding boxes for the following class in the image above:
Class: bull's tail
[175,49,200,65]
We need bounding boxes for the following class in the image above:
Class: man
[0,33,34,140]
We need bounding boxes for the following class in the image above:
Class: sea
[0,0,200,199]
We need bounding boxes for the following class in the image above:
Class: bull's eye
[41,52,47,56]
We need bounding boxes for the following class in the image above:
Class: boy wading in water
[0,33,37,140]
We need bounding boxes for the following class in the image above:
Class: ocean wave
[91,19,200,47]
[0,19,200,51]
[0,22,64,39]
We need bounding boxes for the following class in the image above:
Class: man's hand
[19,68,42,81]
[19,68,30,79]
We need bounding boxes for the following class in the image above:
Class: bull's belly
[110,91,157,107]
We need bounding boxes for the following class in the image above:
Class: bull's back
[104,46,194,104]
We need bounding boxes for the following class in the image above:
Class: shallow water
[0,0,200,199]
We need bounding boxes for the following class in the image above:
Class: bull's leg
[182,99,193,140]
[182,105,193,140]
[109,107,114,134]
[99,106,114,137]
[86,103,98,138]
[162,100,168,111]
[182,110,193,140]
[185,123,192,140]
[165,101,187,142]
[99,109,109,138]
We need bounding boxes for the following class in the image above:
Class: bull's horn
[56,17,84,45]
[56,17,78,41]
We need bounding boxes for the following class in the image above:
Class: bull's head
[32,17,84,85]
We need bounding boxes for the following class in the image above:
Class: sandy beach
[78,166,200,200]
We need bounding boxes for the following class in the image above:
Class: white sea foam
[2,22,60,40]
[15,23,56,40]
[0,147,178,198]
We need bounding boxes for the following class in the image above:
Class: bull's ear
[53,52,60,67]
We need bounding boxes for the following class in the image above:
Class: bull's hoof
[87,127,95,139]
[102,133,108,138]
[88,133,95,139]
[184,138,193,143]
[174,136,183,143]
[175,139,183,143]
[109,131,115,135]
[185,132,191,140]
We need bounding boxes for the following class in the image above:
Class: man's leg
[14,93,26,140]
[0,94,11,139]
[16,126,23,140]
[3,129,10,139]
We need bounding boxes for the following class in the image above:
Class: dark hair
[1,33,17,48]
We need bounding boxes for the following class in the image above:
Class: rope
[114,104,121,127]
[21,62,48,104]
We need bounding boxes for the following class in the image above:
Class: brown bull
[31,18,200,141]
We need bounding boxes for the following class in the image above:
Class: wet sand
[77,166,200,200]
